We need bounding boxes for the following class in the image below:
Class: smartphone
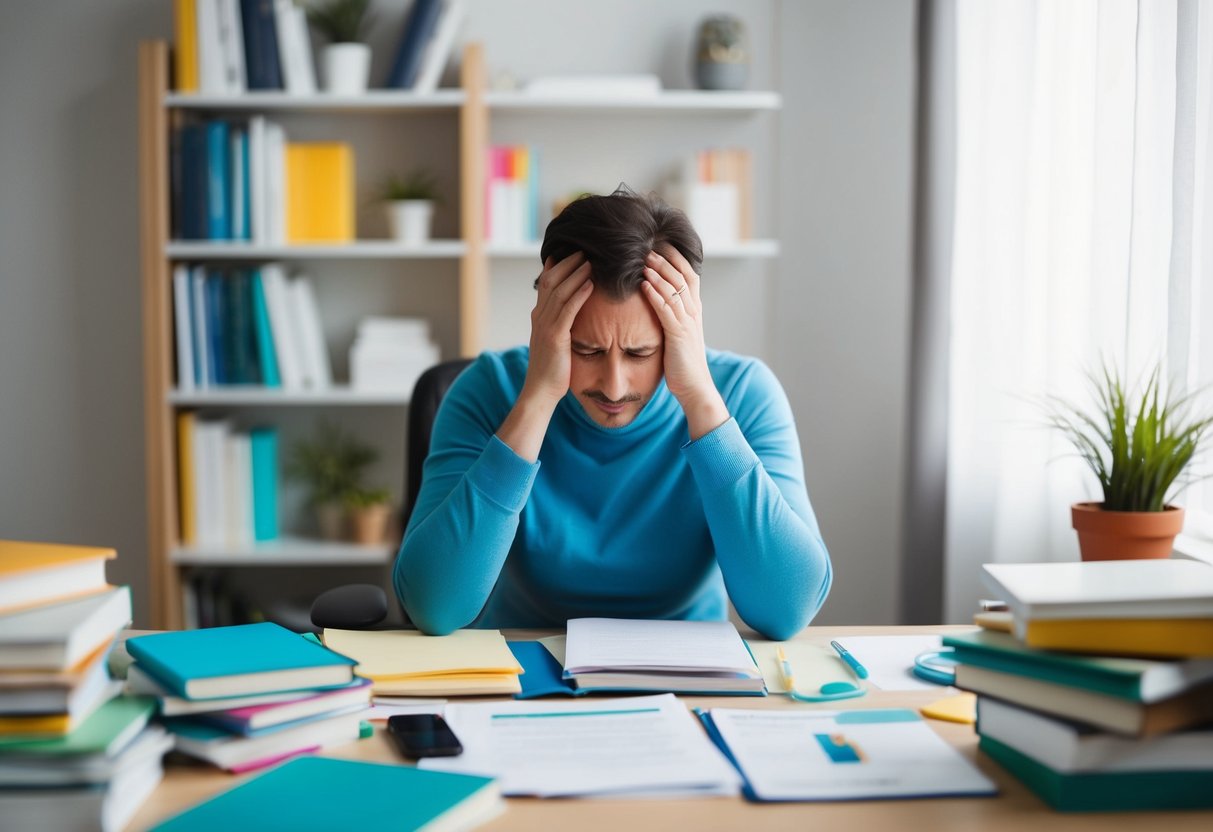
[387,713,463,759]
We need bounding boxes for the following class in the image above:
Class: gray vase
[694,15,749,91]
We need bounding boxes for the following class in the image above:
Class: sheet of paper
[322,628,522,679]
[708,708,997,801]
[745,641,861,694]
[564,618,756,674]
[362,702,445,721]
[834,635,947,691]
[420,694,740,798]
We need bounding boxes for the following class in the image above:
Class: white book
[216,0,247,94]
[190,267,211,388]
[194,0,226,95]
[274,0,317,95]
[413,0,465,94]
[0,586,132,671]
[223,431,253,548]
[0,755,164,832]
[260,265,305,389]
[126,664,326,717]
[229,127,247,239]
[172,712,362,771]
[172,266,195,391]
[982,560,1213,621]
[0,650,115,716]
[248,116,267,244]
[488,179,510,244]
[264,121,287,244]
[289,276,332,389]
[978,697,1213,774]
[197,420,231,546]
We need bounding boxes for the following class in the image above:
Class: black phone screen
[387,713,463,758]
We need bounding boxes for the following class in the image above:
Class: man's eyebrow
[623,344,659,353]
[571,340,604,351]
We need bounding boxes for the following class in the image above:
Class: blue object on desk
[778,645,866,703]
[913,648,958,686]
[830,640,869,679]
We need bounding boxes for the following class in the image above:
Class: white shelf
[169,387,410,406]
[166,240,467,260]
[165,90,465,112]
[485,90,782,114]
[171,536,395,566]
[487,239,781,259]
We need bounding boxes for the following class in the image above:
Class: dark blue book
[205,273,227,385]
[385,0,443,89]
[232,270,261,384]
[240,0,283,90]
[178,125,210,240]
[205,121,231,239]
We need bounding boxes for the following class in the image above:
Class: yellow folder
[322,629,523,696]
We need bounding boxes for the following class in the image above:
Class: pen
[775,646,796,692]
[830,640,869,680]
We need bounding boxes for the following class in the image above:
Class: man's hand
[523,252,594,408]
[641,245,730,440]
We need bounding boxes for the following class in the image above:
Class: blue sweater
[393,347,832,640]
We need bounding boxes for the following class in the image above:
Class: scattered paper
[834,635,948,691]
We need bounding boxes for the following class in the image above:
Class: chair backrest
[403,358,474,528]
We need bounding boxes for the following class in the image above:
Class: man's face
[568,288,665,428]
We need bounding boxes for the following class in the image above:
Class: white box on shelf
[685,182,739,247]
[350,316,441,395]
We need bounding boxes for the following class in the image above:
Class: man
[394,190,831,641]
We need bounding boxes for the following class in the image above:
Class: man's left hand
[641,246,730,439]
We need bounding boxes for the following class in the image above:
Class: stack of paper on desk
[322,629,522,696]
[422,694,739,798]
[560,618,764,694]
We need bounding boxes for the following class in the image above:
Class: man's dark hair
[537,186,704,301]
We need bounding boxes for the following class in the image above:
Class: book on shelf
[177,414,278,547]
[385,0,444,90]
[149,757,502,832]
[0,586,131,672]
[174,0,199,93]
[671,147,752,245]
[172,265,330,392]
[285,142,354,242]
[486,144,540,246]
[125,622,357,701]
[413,0,466,94]
[272,0,317,94]
[0,540,115,616]
[239,0,283,90]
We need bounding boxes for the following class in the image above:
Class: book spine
[179,125,209,240]
[172,266,195,391]
[240,0,283,90]
[177,411,198,546]
[205,272,227,385]
[190,267,211,387]
[250,270,281,386]
[250,427,279,541]
[175,0,200,92]
[386,0,443,89]
[948,644,1140,700]
[206,121,231,239]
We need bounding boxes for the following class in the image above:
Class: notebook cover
[125,622,356,698]
[150,756,498,831]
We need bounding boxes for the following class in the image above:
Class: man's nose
[600,355,628,401]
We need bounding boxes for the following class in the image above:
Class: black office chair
[309,358,473,630]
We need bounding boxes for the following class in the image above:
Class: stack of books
[176,0,317,95]
[0,540,170,832]
[124,622,370,772]
[349,317,441,395]
[950,560,1213,811]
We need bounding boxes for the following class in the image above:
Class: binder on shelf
[385,0,444,90]
[285,143,354,242]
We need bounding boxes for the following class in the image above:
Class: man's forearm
[496,388,559,462]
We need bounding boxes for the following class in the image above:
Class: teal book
[250,271,281,387]
[250,427,279,541]
[150,756,502,832]
[942,630,1213,702]
[980,735,1213,812]
[125,622,355,700]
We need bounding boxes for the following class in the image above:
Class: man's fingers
[654,244,700,291]
[641,280,680,329]
[537,251,586,292]
[554,279,595,330]
[548,260,592,305]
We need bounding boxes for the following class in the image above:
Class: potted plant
[285,420,378,540]
[307,0,374,94]
[380,170,441,245]
[344,486,393,545]
[1045,363,1212,560]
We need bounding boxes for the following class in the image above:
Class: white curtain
[944,0,1213,622]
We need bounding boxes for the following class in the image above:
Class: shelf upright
[458,43,488,357]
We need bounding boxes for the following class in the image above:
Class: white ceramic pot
[387,200,435,245]
[323,43,371,95]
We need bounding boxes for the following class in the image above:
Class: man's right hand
[522,252,594,408]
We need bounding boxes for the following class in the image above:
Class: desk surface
[125,625,1213,831]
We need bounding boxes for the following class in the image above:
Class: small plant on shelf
[307,0,374,94]
[285,420,378,540]
[381,169,442,245]
[344,486,394,545]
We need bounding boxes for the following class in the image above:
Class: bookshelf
[139,39,782,630]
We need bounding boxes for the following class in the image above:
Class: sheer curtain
[944,0,1213,622]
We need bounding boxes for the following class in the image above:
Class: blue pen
[830,640,869,680]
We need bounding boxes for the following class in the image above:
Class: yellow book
[285,143,355,242]
[176,411,197,545]
[322,628,522,696]
[1022,617,1213,659]
[174,0,199,93]
[0,540,115,615]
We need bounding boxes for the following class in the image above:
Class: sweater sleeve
[392,358,540,635]
[682,361,832,640]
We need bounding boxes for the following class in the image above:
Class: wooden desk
[125,626,1213,831]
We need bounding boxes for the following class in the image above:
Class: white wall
[0,0,916,627]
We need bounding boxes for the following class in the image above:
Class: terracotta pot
[349,503,391,545]
[315,502,345,541]
[1071,502,1184,561]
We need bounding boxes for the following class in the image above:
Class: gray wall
[0,0,916,628]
